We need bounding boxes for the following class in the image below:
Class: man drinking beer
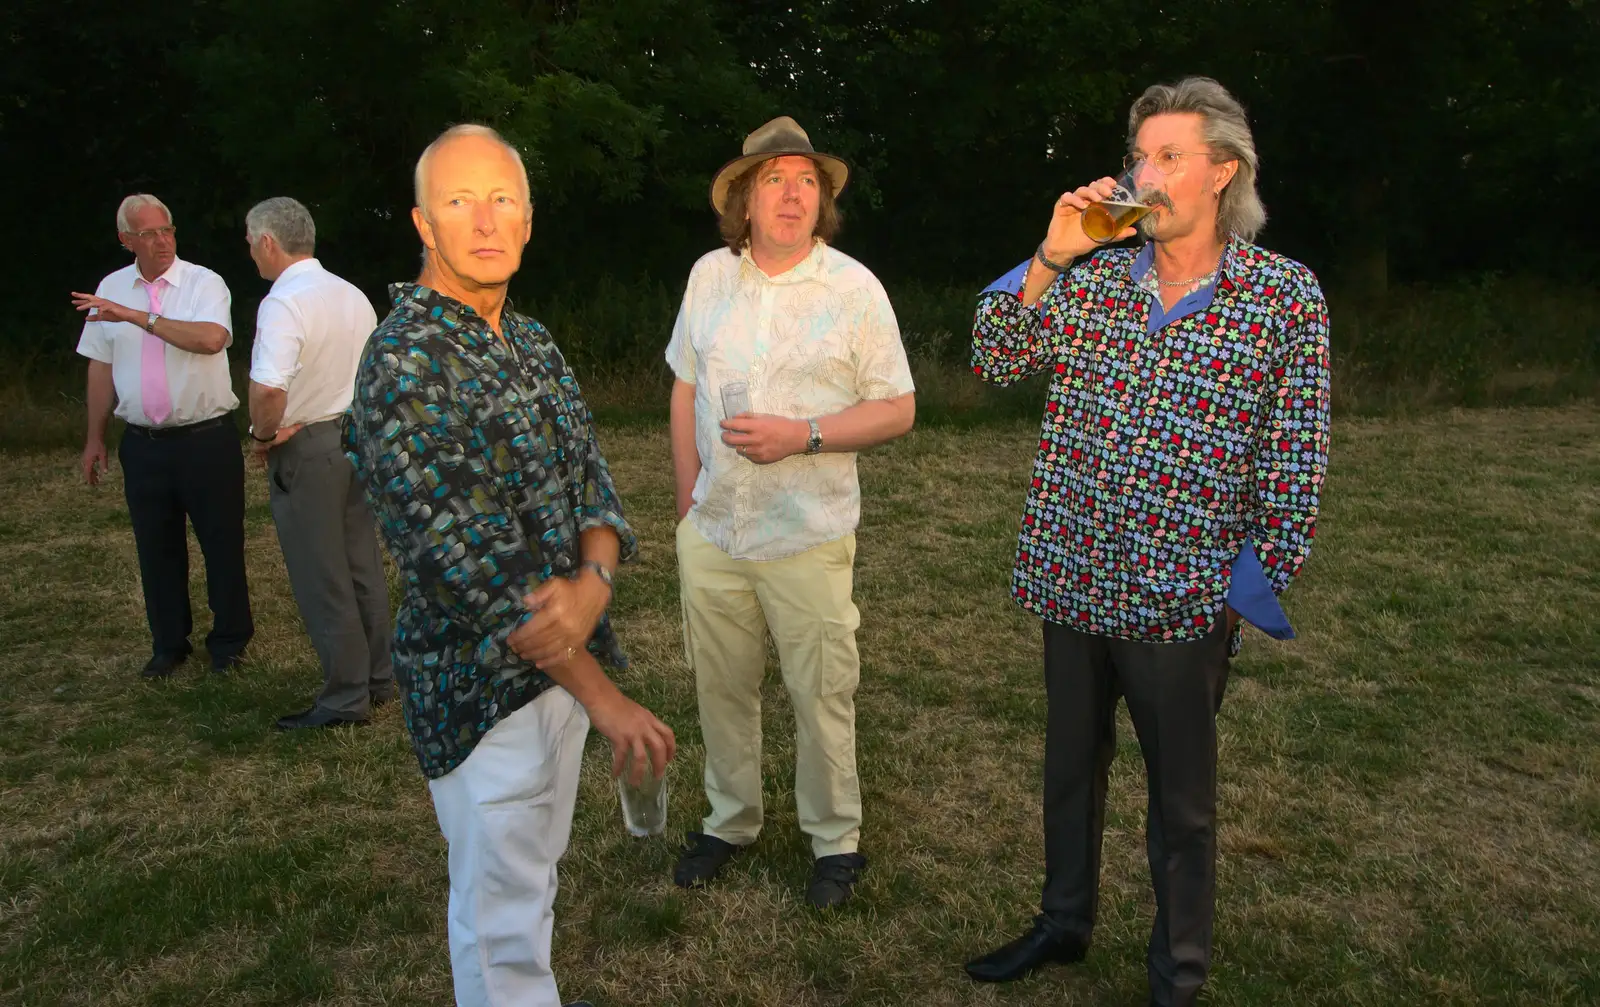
[965,77,1331,1007]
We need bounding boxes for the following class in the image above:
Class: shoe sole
[274,720,370,732]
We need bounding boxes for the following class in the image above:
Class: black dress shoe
[673,832,743,888]
[211,653,245,675]
[806,852,867,909]
[274,706,369,731]
[965,915,1088,983]
[141,653,189,679]
[370,691,396,708]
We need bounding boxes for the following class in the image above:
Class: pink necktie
[139,278,173,425]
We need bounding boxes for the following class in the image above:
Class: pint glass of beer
[1080,165,1159,244]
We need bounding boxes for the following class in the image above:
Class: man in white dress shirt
[666,116,916,909]
[243,197,393,731]
[73,194,254,678]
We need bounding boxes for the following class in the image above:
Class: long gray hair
[1128,77,1267,241]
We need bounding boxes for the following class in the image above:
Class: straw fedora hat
[709,116,849,214]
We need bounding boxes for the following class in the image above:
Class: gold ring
[565,646,576,659]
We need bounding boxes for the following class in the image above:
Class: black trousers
[1040,617,1230,1007]
[118,418,253,662]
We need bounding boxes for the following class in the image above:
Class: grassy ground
[1,407,1597,1006]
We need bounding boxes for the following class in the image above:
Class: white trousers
[428,687,590,1007]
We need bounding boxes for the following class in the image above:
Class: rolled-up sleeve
[1247,271,1331,593]
[249,296,304,390]
[547,345,640,566]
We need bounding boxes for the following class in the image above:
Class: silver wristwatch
[144,311,160,333]
[805,418,823,455]
[579,560,614,589]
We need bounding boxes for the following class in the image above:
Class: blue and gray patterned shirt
[343,283,637,779]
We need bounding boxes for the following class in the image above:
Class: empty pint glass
[720,378,751,419]
[1080,164,1159,244]
[617,751,667,838]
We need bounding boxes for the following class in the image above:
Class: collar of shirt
[388,280,518,317]
[388,281,511,330]
[1133,240,1231,333]
[737,238,828,286]
[387,282,543,368]
[269,257,322,291]
[134,257,192,291]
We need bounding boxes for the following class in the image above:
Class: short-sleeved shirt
[665,240,915,561]
[75,257,237,426]
[248,258,378,426]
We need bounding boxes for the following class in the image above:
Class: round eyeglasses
[1122,149,1212,176]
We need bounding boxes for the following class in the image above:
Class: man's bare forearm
[247,382,288,438]
[1020,257,1062,307]
[815,393,914,451]
[669,379,701,519]
[154,318,229,355]
[85,361,114,445]
[539,648,625,714]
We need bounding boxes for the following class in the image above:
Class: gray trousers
[267,420,393,717]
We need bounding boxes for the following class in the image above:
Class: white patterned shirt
[665,240,915,561]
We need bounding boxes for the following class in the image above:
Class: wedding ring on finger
[565,646,576,660]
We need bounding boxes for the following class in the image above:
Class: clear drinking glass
[617,752,667,838]
[1080,164,1161,244]
[720,378,751,419]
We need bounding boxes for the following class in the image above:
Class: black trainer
[673,831,742,888]
[806,852,867,909]
[141,653,189,679]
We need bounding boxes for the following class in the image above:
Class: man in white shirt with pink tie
[72,194,254,679]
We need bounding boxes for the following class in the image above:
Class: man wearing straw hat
[665,116,916,908]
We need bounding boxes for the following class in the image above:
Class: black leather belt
[123,415,232,440]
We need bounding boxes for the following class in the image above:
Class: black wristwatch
[248,425,275,444]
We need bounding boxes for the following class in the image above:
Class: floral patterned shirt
[972,238,1330,642]
[343,284,637,779]
[665,240,915,561]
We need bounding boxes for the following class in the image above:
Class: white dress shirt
[75,257,237,427]
[665,240,915,561]
[249,258,378,426]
